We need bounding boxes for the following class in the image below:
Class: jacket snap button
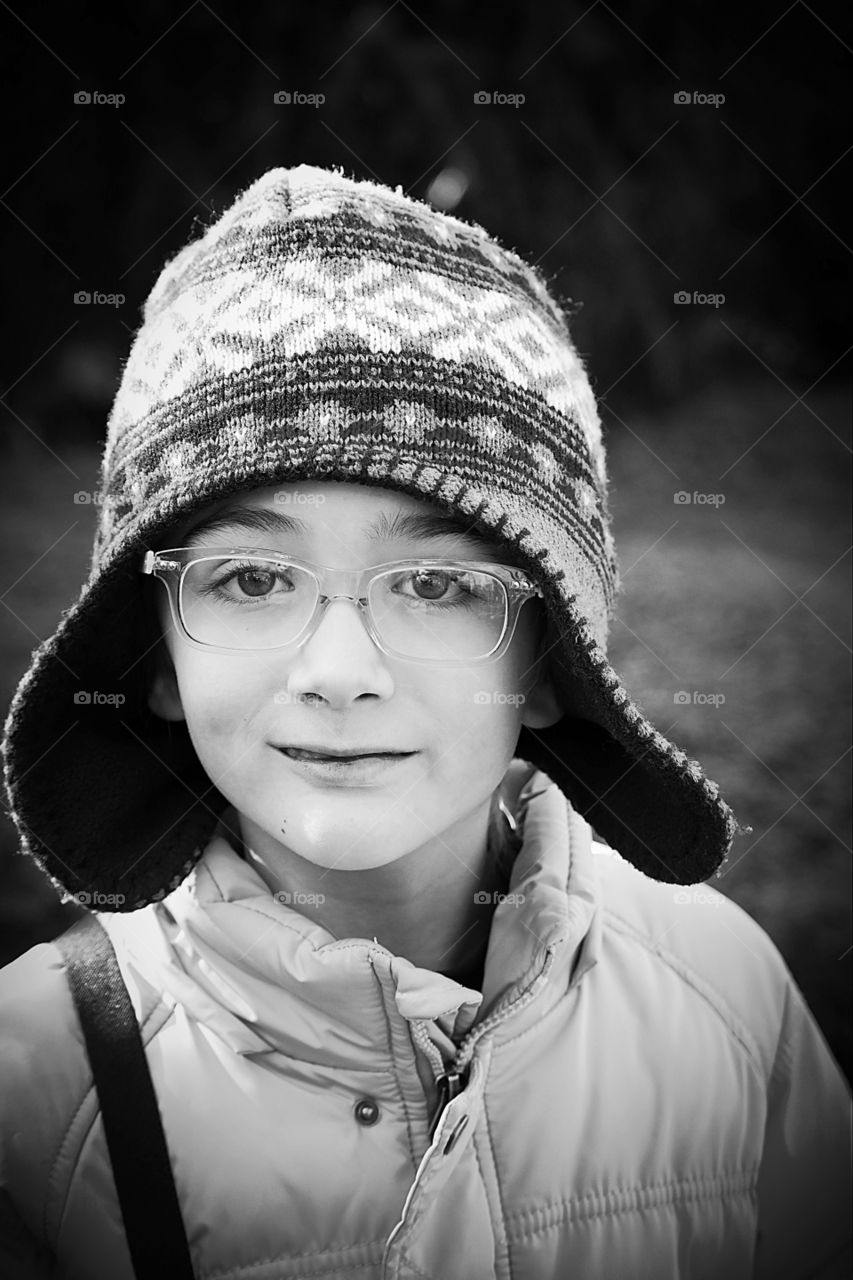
[354,1097,380,1126]
[443,1113,469,1154]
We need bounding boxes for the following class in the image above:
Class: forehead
[178,480,511,559]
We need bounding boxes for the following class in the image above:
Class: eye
[231,567,281,598]
[407,569,457,601]
[202,560,296,602]
[389,567,482,608]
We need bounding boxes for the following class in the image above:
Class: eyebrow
[181,503,504,553]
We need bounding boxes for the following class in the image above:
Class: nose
[280,595,395,707]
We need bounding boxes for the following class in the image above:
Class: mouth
[274,745,417,784]
[277,747,416,762]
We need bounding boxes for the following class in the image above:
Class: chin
[273,810,417,871]
[291,838,412,873]
[304,850,408,872]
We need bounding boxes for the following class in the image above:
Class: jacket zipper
[426,1068,468,1142]
[412,946,557,1144]
[383,950,558,1276]
[410,1020,458,1140]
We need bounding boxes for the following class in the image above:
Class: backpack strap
[54,912,195,1278]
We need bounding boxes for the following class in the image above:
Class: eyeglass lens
[177,556,510,660]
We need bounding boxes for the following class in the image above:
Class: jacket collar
[100,762,601,1066]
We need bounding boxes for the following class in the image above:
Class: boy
[1,164,850,1279]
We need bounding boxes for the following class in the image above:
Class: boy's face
[149,480,563,871]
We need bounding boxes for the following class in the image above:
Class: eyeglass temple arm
[141,552,181,575]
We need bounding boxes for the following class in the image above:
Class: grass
[603,376,851,1077]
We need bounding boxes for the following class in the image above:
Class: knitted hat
[2,164,747,911]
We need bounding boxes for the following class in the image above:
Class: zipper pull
[427,1070,466,1142]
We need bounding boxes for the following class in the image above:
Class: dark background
[1,2,850,1077]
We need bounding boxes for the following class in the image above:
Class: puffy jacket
[1,762,850,1280]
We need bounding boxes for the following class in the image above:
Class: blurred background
[0,2,850,1077]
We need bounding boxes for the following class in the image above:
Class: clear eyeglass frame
[141,546,545,667]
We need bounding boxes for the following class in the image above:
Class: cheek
[174,653,265,741]
[437,667,527,758]
[460,610,544,741]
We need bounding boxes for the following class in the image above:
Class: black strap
[55,913,195,1278]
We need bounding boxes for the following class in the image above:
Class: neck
[232,795,517,987]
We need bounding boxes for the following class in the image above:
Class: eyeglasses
[141,547,544,666]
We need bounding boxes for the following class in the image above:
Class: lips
[279,747,413,761]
